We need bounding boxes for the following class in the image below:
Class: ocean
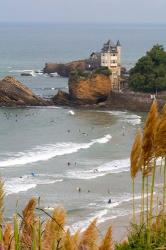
[0,23,166,230]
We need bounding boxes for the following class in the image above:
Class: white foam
[68,110,75,115]
[67,158,129,180]
[0,135,112,167]
[70,192,147,232]
[4,175,63,195]
[9,69,36,77]
[70,209,109,232]
[122,114,141,126]
[98,110,142,125]
[44,207,55,211]
[92,134,112,144]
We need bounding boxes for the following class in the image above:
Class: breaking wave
[67,158,130,180]
[0,134,111,167]
[4,174,63,195]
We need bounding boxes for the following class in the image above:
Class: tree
[129,45,166,92]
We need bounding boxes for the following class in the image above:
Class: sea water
[0,23,166,229]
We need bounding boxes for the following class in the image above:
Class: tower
[101,39,122,91]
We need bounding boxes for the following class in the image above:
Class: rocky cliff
[0,76,49,106]
[69,74,111,104]
[43,60,87,77]
[53,73,112,105]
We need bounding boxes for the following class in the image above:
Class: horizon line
[0,21,166,25]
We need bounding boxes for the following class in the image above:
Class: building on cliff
[101,39,121,91]
[87,39,122,91]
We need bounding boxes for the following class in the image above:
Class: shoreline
[100,213,132,243]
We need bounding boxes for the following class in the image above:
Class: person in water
[31,172,35,177]
[76,187,81,192]
[108,198,112,204]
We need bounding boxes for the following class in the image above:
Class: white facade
[101,40,121,90]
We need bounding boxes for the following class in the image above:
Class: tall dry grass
[0,195,113,250]
[116,100,166,250]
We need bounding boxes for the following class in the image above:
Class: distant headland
[1,41,166,111]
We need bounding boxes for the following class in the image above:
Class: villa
[87,39,122,91]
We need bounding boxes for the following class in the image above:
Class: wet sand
[99,213,132,243]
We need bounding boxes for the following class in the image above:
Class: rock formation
[52,90,70,105]
[53,73,112,105]
[43,60,87,77]
[0,76,49,106]
[69,74,111,104]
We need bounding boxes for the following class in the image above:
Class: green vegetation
[70,66,112,81]
[129,45,166,92]
[116,101,166,249]
[94,66,112,76]
[70,69,91,78]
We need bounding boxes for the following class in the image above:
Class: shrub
[129,45,166,92]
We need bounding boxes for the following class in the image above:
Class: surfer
[122,126,125,136]
[76,187,81,192]
[31,172,35,177]
[108,198,112,204]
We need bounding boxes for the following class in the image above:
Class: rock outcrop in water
[53,73,112,105]
[69,73,111,104]
[43,60,87,77]
[0,76,49,106]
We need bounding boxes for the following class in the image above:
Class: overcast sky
[0,0,166,23]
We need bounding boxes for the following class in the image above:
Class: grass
[0,191,113,249]
[116,100,166,249]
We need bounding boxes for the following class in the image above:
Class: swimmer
[31,172,35,177]
[76,187,81,192]
[108,198,112,204]
[122,126,125,136]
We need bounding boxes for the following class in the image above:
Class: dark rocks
[0,76,50,106]
[43,60,87,77]
[52,90,71,105]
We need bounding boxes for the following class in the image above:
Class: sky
[0,0,166,24]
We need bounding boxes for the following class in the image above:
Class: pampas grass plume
[99,226,113,250]
[79,219,98,250]
[155,105,166,157]
[0,178,4,225]
[130,129,142,179]
[142,100,158,166]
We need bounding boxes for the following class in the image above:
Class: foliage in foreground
[129,44,166,92]
[116,100,166,249]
